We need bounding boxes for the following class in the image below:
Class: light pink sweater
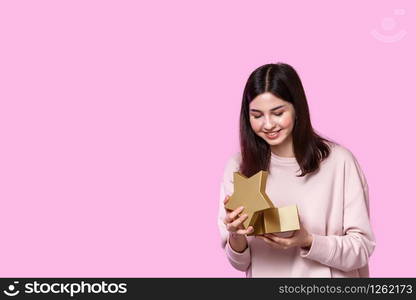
[217,142,376,277]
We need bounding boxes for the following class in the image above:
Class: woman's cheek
[280,115,293,128]
[250,119,261,132]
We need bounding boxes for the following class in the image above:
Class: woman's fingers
[222,196,253,235]
[224,206,244,224]
[256,235,288,249]
[226,213,248,231]
[229,206,244,220]
[236,226,254,235]
[265,234,293,248]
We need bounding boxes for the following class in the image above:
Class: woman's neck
[270,138,295,157]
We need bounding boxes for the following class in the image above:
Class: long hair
[239,62,336,177]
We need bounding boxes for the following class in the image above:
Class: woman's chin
[261,134,287,145]
[263,138,282,145]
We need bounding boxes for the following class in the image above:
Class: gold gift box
[224,170,300,236]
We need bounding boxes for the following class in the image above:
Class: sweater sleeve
[299,152,376,273]
[217,154,251,272]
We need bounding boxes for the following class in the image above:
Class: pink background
[0,1,414,277]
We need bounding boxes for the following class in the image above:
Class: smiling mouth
[264,129,282,138]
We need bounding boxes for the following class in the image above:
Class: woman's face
[249,92,296,147]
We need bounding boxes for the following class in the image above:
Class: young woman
[217,63,376,277]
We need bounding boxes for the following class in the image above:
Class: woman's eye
[252,112,283,119]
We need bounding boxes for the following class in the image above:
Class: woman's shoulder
[220,152,242,182]
[325,140,360,165]
[223,151,242,172]
[325,141,368,189]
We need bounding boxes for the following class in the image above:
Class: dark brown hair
[239,62,336,177]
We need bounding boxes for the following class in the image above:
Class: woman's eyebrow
[250,105,285,112]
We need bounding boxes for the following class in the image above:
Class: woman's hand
[223,195,254,236]
[255,221,313,250]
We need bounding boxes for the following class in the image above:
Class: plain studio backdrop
[0,0,414,277]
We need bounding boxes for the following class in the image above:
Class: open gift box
[224,170,300,236]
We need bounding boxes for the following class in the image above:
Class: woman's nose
[263,116,276,129]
